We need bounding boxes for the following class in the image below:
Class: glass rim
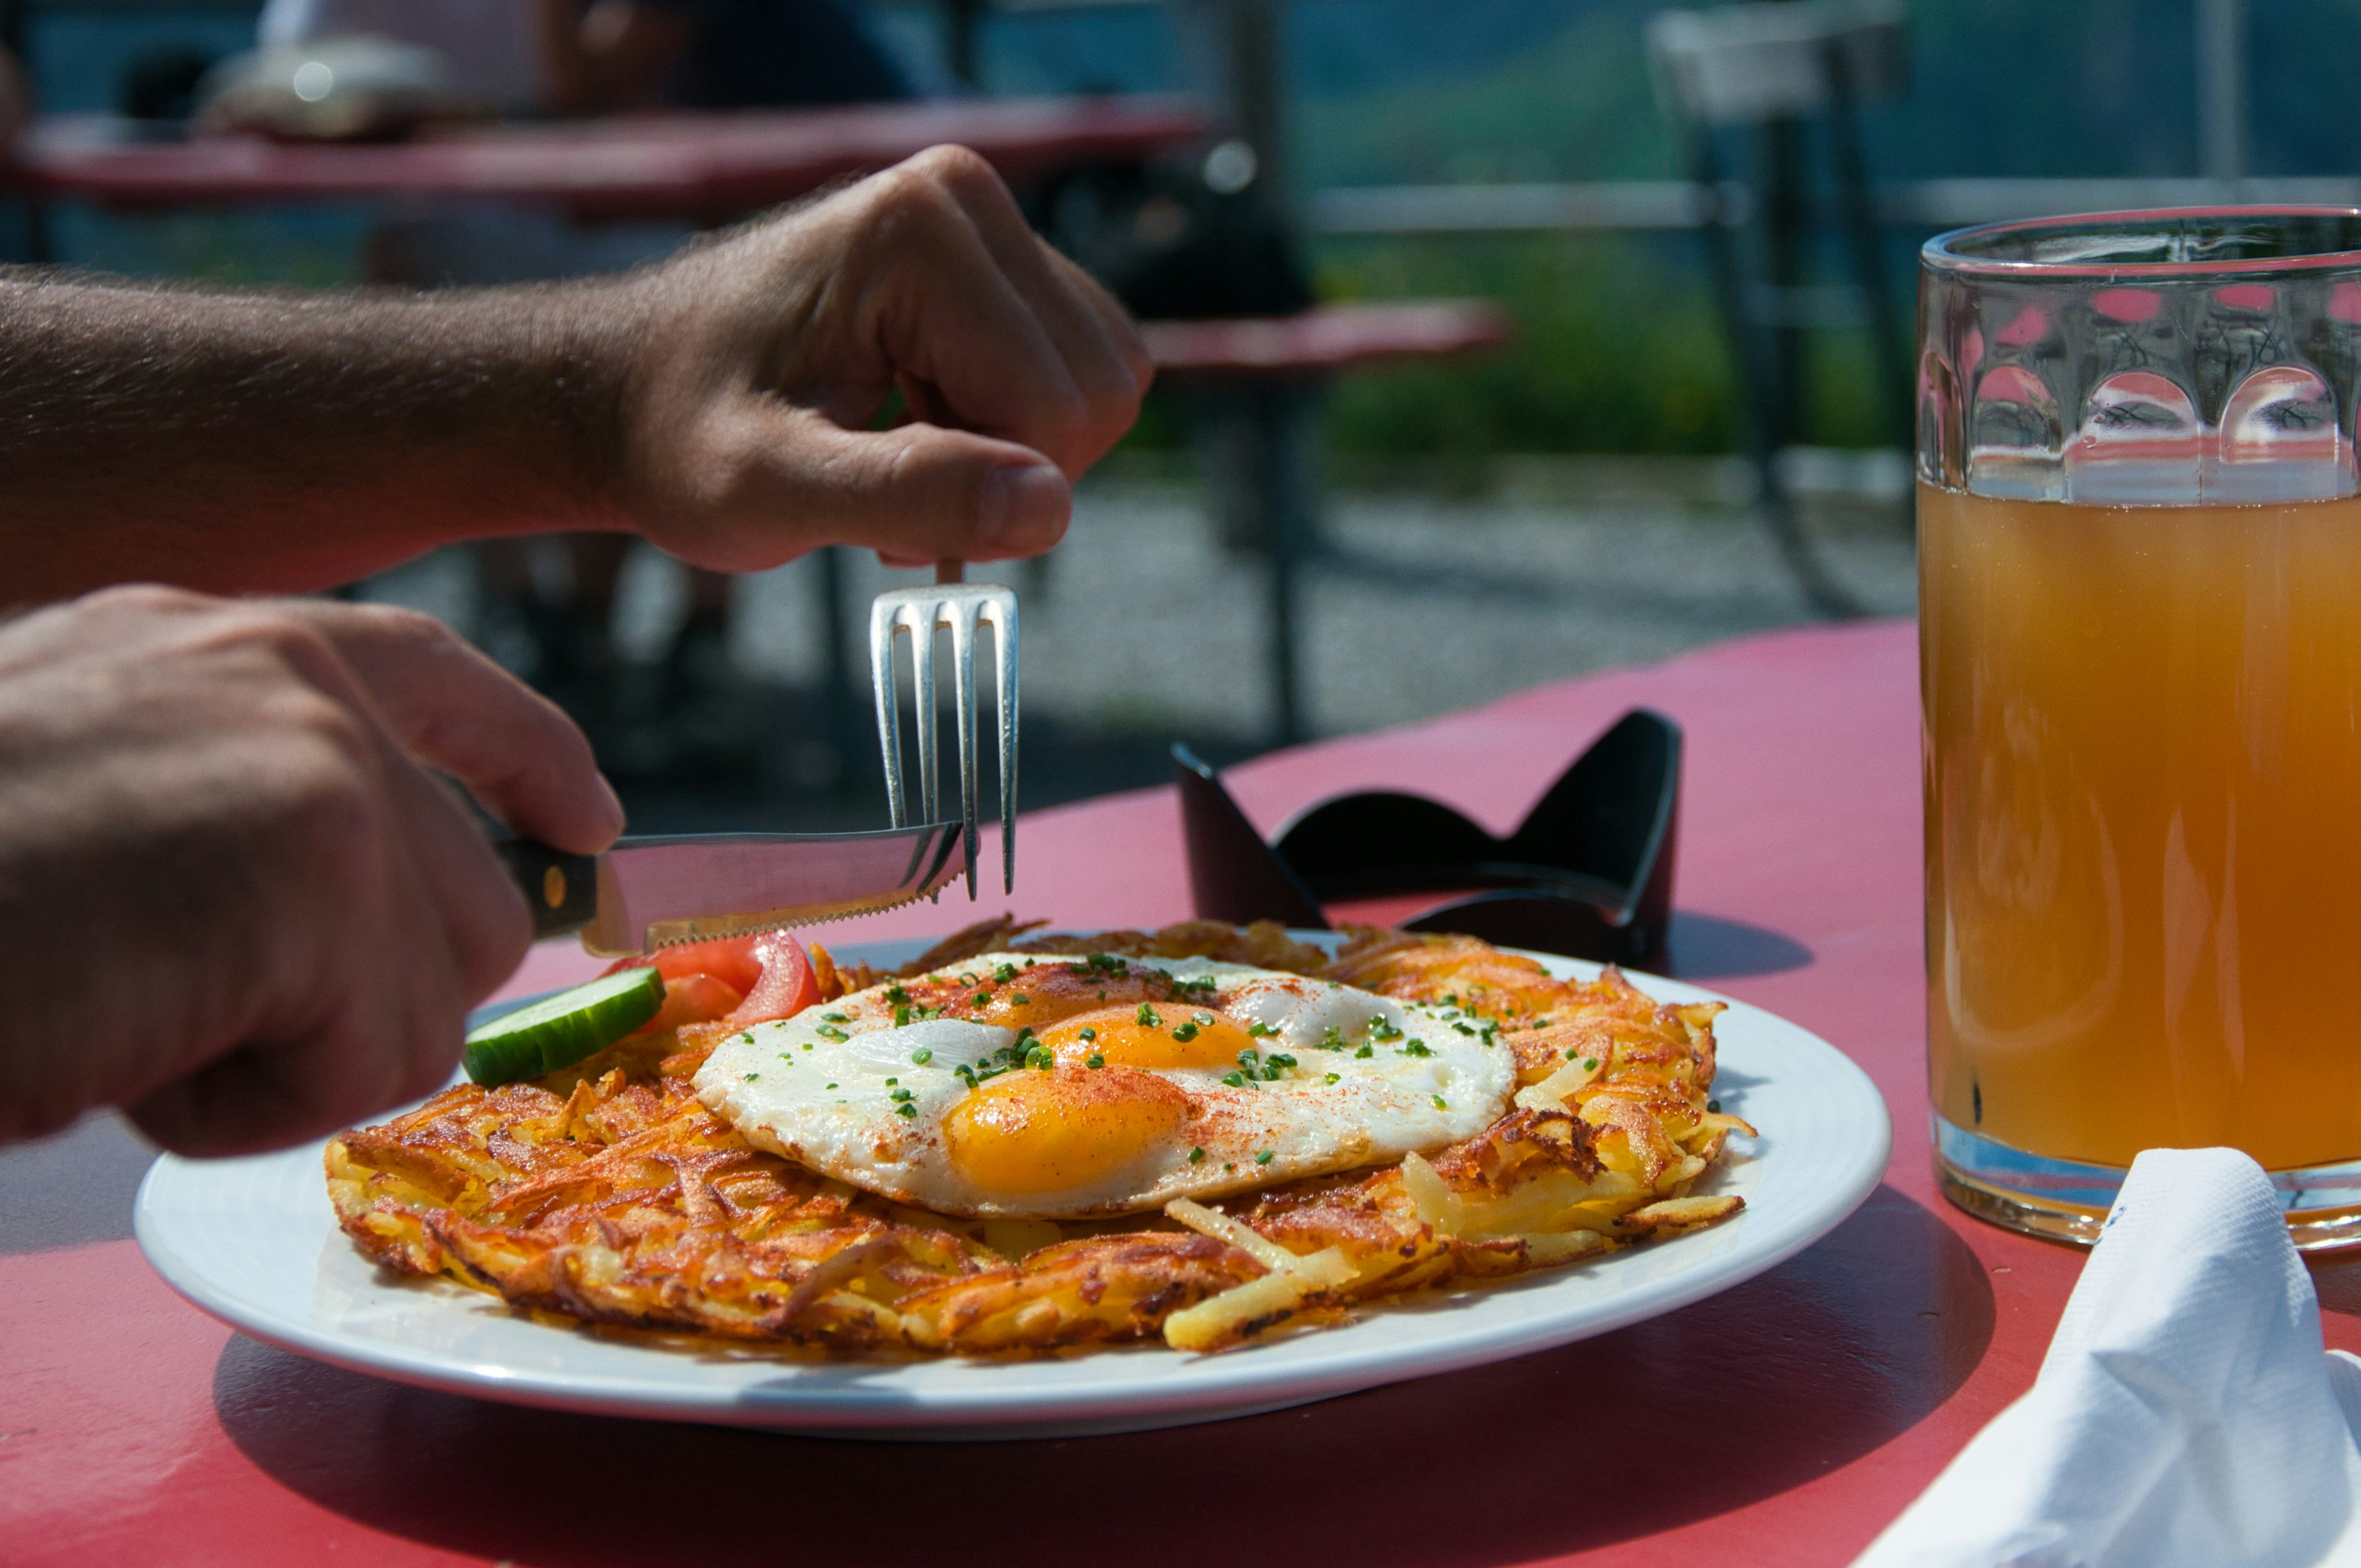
[1922,205,2361,279]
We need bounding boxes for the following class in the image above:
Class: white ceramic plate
[135,940,1891,1440]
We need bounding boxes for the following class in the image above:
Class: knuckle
[909,142,995,193]
[83,582,212,619]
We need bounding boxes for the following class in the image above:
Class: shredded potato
[325,919,1752,1355]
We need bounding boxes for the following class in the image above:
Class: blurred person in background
[255,0,920,770]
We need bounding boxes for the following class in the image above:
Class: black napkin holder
[1174,708,1680,967]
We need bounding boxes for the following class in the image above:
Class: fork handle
[935,559,965,585]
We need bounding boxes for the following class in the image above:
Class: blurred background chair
[1647,0,1910,619]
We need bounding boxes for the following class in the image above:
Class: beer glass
[1919,209,2361,1246]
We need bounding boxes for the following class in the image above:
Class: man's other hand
[0,588,624,1155]
[619,145,1154,572]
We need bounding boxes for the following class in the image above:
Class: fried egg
[693,951,1516,1218]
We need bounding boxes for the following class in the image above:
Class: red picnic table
[2,95,1206,221]
[23,617,2341,1566]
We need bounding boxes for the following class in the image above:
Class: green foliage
[1310,231,1740,459]
[1294,7,1673,189]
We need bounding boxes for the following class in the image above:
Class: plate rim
[133,940,1894,1435]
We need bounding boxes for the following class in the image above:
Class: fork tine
[869,595,907,829]
[910,601,940,825]
[949,598,982,898]
[989,595,1018,894]
[868,579,1018,900]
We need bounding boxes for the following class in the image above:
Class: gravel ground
[368,456,1916,825]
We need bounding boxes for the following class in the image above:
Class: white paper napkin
[1854,1147,2361,1568]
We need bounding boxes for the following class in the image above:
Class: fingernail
[979,462,1070,550]
[593,772,627,842]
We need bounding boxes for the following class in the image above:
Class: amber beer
[1917,208,2361,1243]
[1921,481,2361,1174]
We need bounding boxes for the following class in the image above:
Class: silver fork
[868,561,1018,897]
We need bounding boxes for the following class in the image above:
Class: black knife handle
[495,839,598,940]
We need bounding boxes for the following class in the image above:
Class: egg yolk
[941,1066,1192,1196]
[1032,1004,1259,1072]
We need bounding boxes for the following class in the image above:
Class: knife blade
[494,822,964,957]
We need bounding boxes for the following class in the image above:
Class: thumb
[772,413,1073,565]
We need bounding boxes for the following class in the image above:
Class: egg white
[692,953,1516,1218]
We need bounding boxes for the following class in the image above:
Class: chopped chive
[815,1025,848,1042]
[1188,1146,1206,1163]
[1171,1022,1200,1042]
[1431,1095,1447,1110]
[1355,1044,1374,1059]
[1136,1004,1160,1028]
[825,1082,837,1090]
[972,991,991,1007]
[1254,1150,1273,1166]
[1324,1072,1340,1085]
[1194,1012,1216,1028]
[1079,1026,1097,1042]
[1584,1057,1599,1071]
[912,1048,934,1065]
[1086,1053,1105,1069]
[1009,993,1029,1005]
[1220,1071,1246,1087]
[890,1087,913,1101]
[1246,1021,1276,1038]
[740,1031,755,1044]
[743,1072,759,1080]
[893,1005,912,1028]
[1319,1025,1345,1051]
[1025,1044,1054,1071]
[821,1012,849,1023]
[1401,1040,1433,1058]
[895,1102,917,1118]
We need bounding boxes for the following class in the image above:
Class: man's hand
[0,149,1150,603]
[0,587,623,1155]
[621,146,1152,572]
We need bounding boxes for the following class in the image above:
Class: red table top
[4,96,1206,220]
[1142,301,1514,378]
[15,617,2361,1566]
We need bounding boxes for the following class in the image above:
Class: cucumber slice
[463,967,666,1086]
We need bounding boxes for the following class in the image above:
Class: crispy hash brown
[326,921,1753,1353]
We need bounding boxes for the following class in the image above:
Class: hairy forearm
[0,271,649,605]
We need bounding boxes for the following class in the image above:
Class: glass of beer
[1920,209,2361,1247]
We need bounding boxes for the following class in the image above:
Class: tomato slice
[603,930,817,1030]
[726,933,819,1025]
[602,934,765,996]
[628,972,745,1039]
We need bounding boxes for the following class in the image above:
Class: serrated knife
[493,822,965,956]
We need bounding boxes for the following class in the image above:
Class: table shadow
[1666,913,1814,980]
[0,1112,154,1254]
[216,1184,1990,1567]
